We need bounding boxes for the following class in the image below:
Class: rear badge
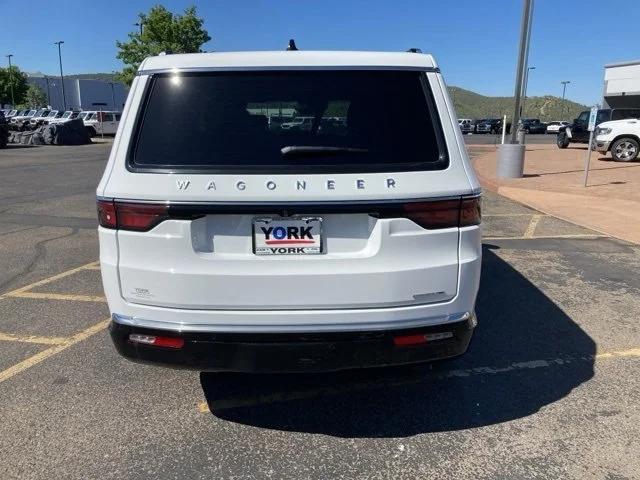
[253,217,323,255]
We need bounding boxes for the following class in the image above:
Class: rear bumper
[109,314,476,373]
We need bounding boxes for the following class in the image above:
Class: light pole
[561,80,571,119]
[108,82,116,110]
[509,0,534,144]
[44,75,51,106]
[521,66,536,118]
[134,20,144,36]
[5,54,15,107]
[54,41,67,110]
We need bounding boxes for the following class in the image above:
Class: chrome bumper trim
[111,311,473,334]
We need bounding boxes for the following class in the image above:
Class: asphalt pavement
[0,142,638,480]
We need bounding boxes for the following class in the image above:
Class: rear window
[130,71,447,173]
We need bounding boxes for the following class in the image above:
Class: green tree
[0,65,29,107]
[116,5,211,85]
[21,84,47,108]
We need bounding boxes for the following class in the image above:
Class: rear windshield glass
[130,71,446,173]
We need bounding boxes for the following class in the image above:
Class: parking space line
[84,264,102,270]
[0,318,110,385]
[0,332,69,345]
[7,291,106,303]
[197,346,640,412]
[523,214,543,238]
[483,213,546,217]
[0,261,100,301]
[483,233,608,241]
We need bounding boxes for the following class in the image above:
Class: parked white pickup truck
[593,118,640,162]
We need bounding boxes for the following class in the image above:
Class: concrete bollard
[496,143,526,178]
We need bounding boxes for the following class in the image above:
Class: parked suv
[520,118,546,134]
[557,108,640,148]
[593,118,640,162]
[84,111,121,136]
[458,118,473,134]
[98,50,482,373]
[0,110,8,148]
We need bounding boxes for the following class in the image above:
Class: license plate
[253,217,323,255]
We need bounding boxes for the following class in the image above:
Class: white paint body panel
[97,51,481,333]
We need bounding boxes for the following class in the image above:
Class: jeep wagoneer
[97,50,482,372]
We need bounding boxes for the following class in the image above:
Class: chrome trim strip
[137,66,440,76]
[112,311,471,334]
[96,194,480,206]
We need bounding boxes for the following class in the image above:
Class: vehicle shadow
[200,246,596,437]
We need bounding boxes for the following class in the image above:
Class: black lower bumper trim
[109,318,475,373]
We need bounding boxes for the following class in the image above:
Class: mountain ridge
[449,86,588,122]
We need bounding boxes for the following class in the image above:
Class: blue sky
[2,0,639,105]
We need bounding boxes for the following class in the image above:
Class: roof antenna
[407,48,422,53]
[287,39,298,51]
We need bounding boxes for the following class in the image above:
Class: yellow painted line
[523,214,543,238]
[483,233,607,241]
[0,261,99,301]
[0,332,69,345]
[84,265,102,270]
[0,318,110,385]
[483,213,547,217]
[595,348,640,359]
[7,291,106,303]
[197,346,640,412]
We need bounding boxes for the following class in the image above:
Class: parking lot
[463,132,557,145]
[1,142,639,479]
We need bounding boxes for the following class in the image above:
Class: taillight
[393,196,481,229]
[97,200,169,232]
[460,197,481,227]
[402,199,461,229]
[97,199,116,228]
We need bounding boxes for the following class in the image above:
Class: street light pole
[108,82,116,110]
[510,0,534,144]
[561,80,571,119]
[44,75,51,106]
[6,54,15,107]
[54,41,67,110]
[134,21,144,36]
[521,66,536,118]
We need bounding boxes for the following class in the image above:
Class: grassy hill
[449,86,587,122]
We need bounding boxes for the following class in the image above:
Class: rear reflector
[393,331,454,347]
[129,333,184,349]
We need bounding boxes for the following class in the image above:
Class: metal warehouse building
[27,76,128,111]
[603,60,640,109]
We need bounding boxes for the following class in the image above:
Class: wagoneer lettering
[98,50,482,373]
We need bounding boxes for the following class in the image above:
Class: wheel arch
[610,133,640,150]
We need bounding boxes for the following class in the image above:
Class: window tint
[611,109,640,120]
[577,111,589,123]
[131,71,446,173]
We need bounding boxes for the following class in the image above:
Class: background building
[27,76,128,111]
[603,60,640,109]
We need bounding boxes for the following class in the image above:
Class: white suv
[594,118,640,162]
[84,111,121,136]
[97,50,482,372]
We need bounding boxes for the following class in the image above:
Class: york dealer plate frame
[252,217,324,255]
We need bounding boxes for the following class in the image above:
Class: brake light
[396,196,481,229]
[97,200,116,228]
[97,200,169,231]
[402,199,461,229]
[460,197,482,227]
